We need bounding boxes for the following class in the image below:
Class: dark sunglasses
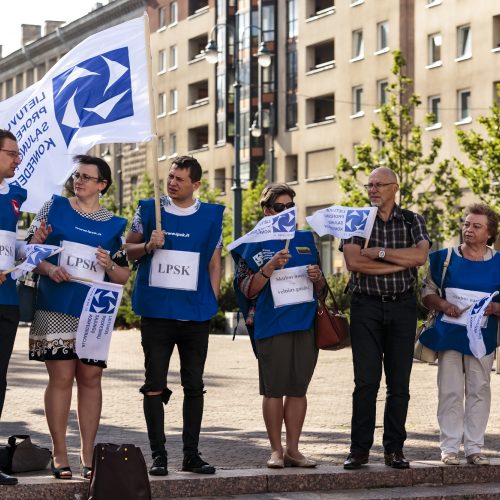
[270,201,295,213]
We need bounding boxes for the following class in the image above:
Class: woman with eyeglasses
[420,203,500,466]
[27,155,129,480]
[231,183,327,469]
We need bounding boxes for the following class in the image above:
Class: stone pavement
[2,327,500,497]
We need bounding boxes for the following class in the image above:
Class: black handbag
[0,435,51,473]
[88,443,151,500]
[16,274,38,323]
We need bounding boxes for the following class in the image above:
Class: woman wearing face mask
[27,155,129,480]
[231,183,326,469]
[420,203,500,466]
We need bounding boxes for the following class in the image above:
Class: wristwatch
[378,248,386,259]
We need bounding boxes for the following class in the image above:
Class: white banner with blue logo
[0,14,154,213]
[227,207,296,252]
[11,244,62,279]
[306,206,378,239]
[466,291,499,359]
[75,280,124,362]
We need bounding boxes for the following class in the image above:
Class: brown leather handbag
[315,282,350,350]
[87,443,151,500]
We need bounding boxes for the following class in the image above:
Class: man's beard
[370,200,381,207]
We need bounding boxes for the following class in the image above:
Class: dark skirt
[256,328,318,397]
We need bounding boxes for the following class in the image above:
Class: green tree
[241,164,269,234]
[336,50,461,243]
[454,84,500,212]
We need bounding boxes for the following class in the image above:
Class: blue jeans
[349,293,417,454]
[140,317,209,457]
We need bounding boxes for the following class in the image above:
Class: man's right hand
[146,229,165,252]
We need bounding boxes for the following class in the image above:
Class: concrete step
[2,461,500,499]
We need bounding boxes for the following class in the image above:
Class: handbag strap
[437,247,452,296]
[318,279,342,314]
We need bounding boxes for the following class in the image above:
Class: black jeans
[140,317,210,457]
[0,305,19,419]
[349,293,416,455]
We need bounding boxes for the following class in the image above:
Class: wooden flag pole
[280,239,290,269]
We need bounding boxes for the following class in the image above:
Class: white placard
[150,249,200,291]
[0,230,17,270]
[442,287,490,328]
[270,265,314,308]
[59,240,105,281]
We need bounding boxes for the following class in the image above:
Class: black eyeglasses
[72,172,101,183]
[0,148,20,159]
[270,201,295,213]
[363,182,397,191]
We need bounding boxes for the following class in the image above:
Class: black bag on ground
[0,435,51,473]
[88,443,151,500]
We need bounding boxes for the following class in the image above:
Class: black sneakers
[149,454,168,476]
[182,453,215,474]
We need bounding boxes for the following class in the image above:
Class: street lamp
[102,144,123,215]
[204,15,272,240]
[248,102,276,181]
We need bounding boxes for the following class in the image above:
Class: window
[351,86,364,117]
[307,0,335,18]
[36,63,46,81]
[457,89,471,122]
[169,2,178,25]
[158,50,166,73]
[307,40,335,71]
[351,30,364,61]
[158,7,166,30]
[158,135,166,159]
[214,168,226,193]
[286,0,298,129]
[376,21,389,52]
[169,89,178,113]
[285,155,298,182]
[306,148,335,178]
[428,33,442,66]
[188,0,208,16]
[188,80,209,106]
[428,95,441,125]
[169,133,177,156]
[306,94,335,124]
[377,79,388,108]
[188,125,209,151]
[26,68,34,86]
[169,45,178,69]
[157,92,166,116]
[494,15,500,50]
[457,25,471,59]
[188,34,208,62]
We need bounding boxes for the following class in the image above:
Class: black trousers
[349,293,416,455]
[0,305,19,419]
[140,317,210,457]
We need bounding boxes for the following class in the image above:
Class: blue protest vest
[231,230,318,341]
[419,248,500,355]
[37,196,126,316]
[132,198,224,321]
[0,185,27,305]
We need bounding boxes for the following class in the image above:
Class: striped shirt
[341,205,431,296]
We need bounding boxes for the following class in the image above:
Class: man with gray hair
[341,167,431,470]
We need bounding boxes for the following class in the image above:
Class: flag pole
[143,13,161,232]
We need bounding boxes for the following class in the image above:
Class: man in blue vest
[126,156,224,476]
[0,129,49,485]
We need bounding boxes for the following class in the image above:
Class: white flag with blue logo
[306,206,378,239]
[75,280,124,362]
[227,207,296,252]
[11,244,62,279]
[466,291,499,359]
[0,14,154,213]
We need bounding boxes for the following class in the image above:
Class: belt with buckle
[355,290,414,302]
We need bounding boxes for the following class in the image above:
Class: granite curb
[2,461,500,500]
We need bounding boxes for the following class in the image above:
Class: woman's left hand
[307,264,323,283]
[96,246,114,272]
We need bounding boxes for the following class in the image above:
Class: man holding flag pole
[339,167,431,470]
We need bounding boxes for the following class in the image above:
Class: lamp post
[102,144,123,215]
[204,14,271,240]
[249,101,276,182]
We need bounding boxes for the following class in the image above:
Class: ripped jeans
[140,317,210,457]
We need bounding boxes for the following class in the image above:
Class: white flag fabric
[227,207,296,252]
[466,291,499,358]
[11,244,62,279]
[75,280,124,363]
[306,206,378,239]
[0,14,154,213]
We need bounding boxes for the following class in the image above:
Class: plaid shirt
[341,205,431,296]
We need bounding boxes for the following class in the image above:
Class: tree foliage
[241,164,269,234]
[454,84,500,212]
[336,50,461,243]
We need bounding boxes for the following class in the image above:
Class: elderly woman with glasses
[420,203,500,466]
[231,183,327,469]
[27,155,129,480]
